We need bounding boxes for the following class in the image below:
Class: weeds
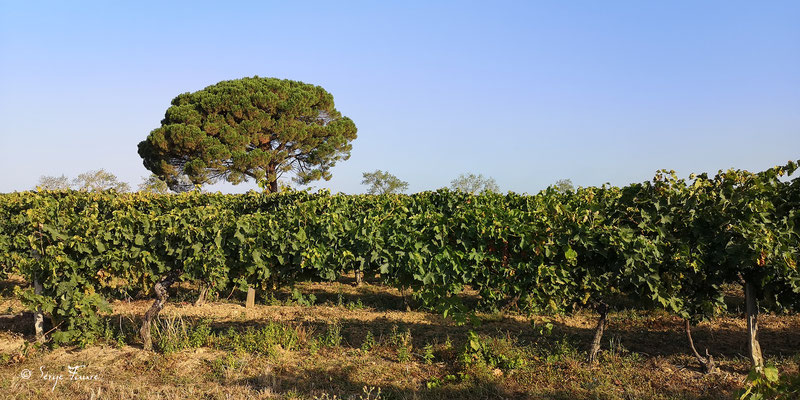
[422,343,435,364]
[535,335,579,363]
[461,331,526,371]
[738,364,800,399]
[361,330,376,352]
[291,288,317,306]
[389,325,413,363]
[152,315,212,354]
[320,322,343,348]
[426,374,459,389]
[218,323,301,355]
[209,352,247,380]
[313,386,382,400]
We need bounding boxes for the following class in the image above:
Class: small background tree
[450,173,499,194]
[362,170,409,194]
[138,174,171,194]
[73,169,130,192]
[36,175,71,191]
[554,178,575,193]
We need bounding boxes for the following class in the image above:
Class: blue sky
[1,1,798,194]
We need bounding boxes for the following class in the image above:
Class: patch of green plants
[291,288,317,306]
[346,298,365,310]
[152,315,213,354]
[738,364,800,400]
[218,323,301,355]
[425,374,459,389]
[531,317,554,336]
[603,334,641,364]
[422,343,435,364]
[262,292,284,306]
[319,322,342,348]
[535,335,579,363]
[389,325,413,363]
[209,352,247,380]
[461,331,526,371]
[425,372,473,389]
[361,330,376,352]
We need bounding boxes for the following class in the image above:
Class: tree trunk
[400,288,412,311]
[745,281,764,372]
[33,279,44,341]
[194,285,208,307]
[267,163,278,193]
[140,272,179,351]
[685,319,716,373]
[587,302,608,363]
[354,270,363,286]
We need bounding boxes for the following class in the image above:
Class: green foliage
[319,322,342,348]
[739,364,800,400]
[531,317,554,336]
[152,316,213,354]
[461,331,526,371]
[217,323,300,356]
[361,330,376,352]
[422,343,435,364]
[450,173,499,194]
[553,178,574,193]
[35,175,71,191]
[2,159,800,353]
[537,335,579,363]
[290,288,317,306]
[209,353,246,380]
[72,169,130,192]
[426,374,459,389]
[35,170,130,192]
[361,170,409,194]
[346,298,365,310]
[137,174,172,194]
[138,76,358,192]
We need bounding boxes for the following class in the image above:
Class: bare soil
[1,278,798,399]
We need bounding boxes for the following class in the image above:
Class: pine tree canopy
[138,76,358,192]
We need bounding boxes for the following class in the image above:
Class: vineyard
[1,161,800,398]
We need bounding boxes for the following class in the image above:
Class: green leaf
[564,247,577,261]
[763,365,779,383]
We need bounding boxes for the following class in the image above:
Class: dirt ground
[1,278,798,399]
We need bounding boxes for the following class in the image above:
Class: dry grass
[1,277,799,399]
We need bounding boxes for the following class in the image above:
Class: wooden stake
[34,279,44,341]
[745,281,764,372]
[246,287,256,308]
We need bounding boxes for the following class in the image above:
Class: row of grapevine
[0,161,798,370]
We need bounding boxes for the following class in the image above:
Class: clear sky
[1,1,798,194]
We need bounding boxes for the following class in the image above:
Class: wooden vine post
[246,286,256,309]
[194,285,208,307]
[32,224,45,341]
[745,281,764,372]
[33,279,44,341]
